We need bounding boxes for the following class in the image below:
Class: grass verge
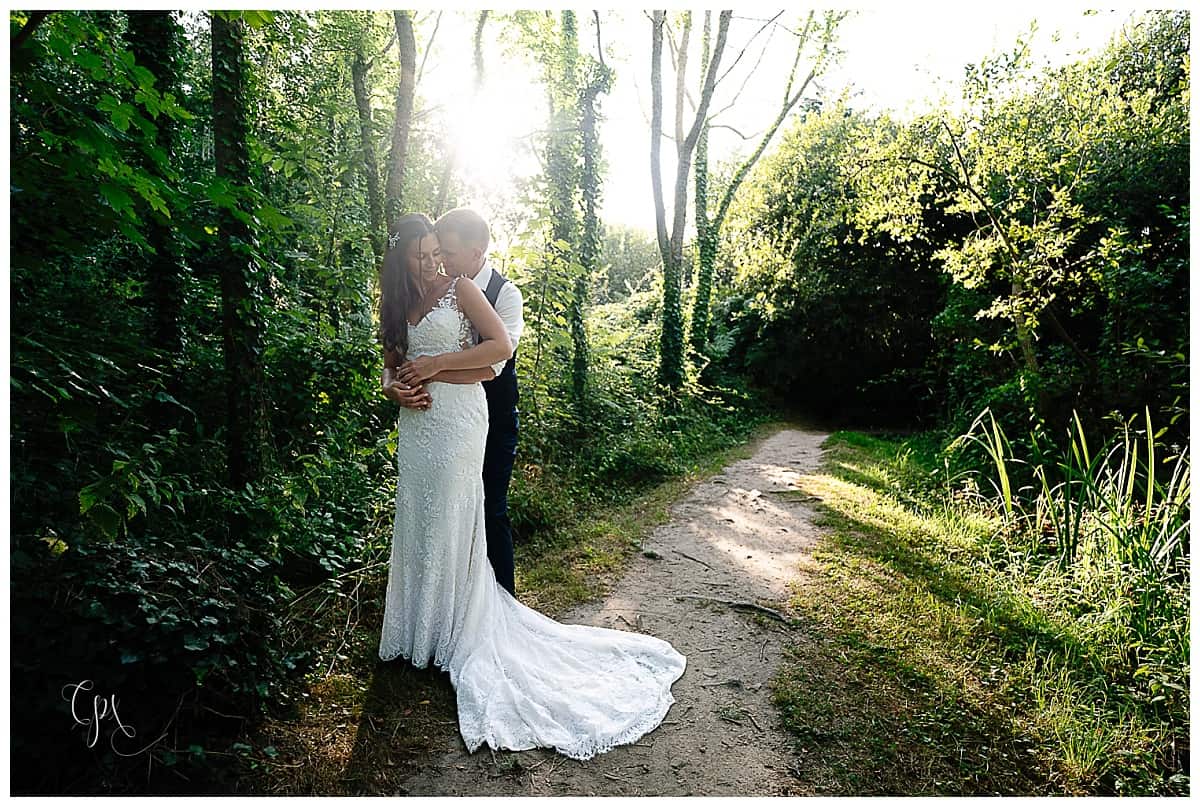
[771,430,1186,796]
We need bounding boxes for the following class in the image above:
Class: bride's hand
[388,380,432,410]
[398,355,442,385]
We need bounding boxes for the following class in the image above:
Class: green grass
[772,430,1187,796]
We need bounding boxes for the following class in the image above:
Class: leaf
[183,635,210,651]
[126,492,147,518]
[131,64,156,91]
[41,535,69,556]
[99,183,134,216]
[89,503,122,539]
[78,481,106,514]
[254,204,292,230]
[241,11,276,29]
[207,182,238,209]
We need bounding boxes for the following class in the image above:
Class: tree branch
[940,118,1021,265]
[593,10,606,68]
[367,27,397,71]
[714,9,783,88]
[682,10,731,155]
[12,11,51,50]
[414,10,442,89]
[710,12,827,233]
[709,123,755,139]
[674,12,692,149]
[706,14,782,120]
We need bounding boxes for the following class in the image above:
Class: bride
[375,213,686,761]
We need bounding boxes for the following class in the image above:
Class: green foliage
[721,102,950,422]
[503,237,766,541]
[8,9,410,792]
[718,11,1188,440]
[593,224,659,304]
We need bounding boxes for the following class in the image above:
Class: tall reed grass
[948,407,1189,718]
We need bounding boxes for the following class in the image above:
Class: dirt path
[396,427,830,796]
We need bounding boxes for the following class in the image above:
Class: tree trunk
[386,10,416,226]
[573,15,611,406]
[542,11,587,405]
[649,11,670,271]
[687,13,714,355]
[351,50,385,260]
[656,10,730,390]
[1012,276,1045,412]
[126,11,185,421]
[212,12,266,491]
[12,11,51,50]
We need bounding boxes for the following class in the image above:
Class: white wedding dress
[378,277,686,761]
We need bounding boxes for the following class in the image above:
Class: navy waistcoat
[479,268,518,421]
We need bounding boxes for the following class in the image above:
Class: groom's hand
[397,355,441,385]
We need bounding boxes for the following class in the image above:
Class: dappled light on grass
[770,433,1183,794]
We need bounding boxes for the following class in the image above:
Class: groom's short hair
[434,207,490,251]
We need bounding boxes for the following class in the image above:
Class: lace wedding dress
[378,277,686,761]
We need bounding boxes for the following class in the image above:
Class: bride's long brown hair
[379,213,435,360]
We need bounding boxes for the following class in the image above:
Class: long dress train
[378,277,686,761]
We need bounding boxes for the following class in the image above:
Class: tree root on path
[674,594,796,626]
[674,550,714,570]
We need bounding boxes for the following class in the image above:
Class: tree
[573,13,614,405]
[649,9,731,390]
[351,44,386,260]
[688,11,845,357]
[125,11,186,391]
[855,32,1100,419]
[386,10,416,225]
[212,10,267,490]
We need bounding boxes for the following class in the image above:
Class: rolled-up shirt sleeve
[488,280,524,377]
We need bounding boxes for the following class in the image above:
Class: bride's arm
[399,279,512,383]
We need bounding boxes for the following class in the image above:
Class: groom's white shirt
[471,258,524,378]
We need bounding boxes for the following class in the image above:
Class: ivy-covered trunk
[651,10,729,390]
[573,22,611,407]
[542,12,585,403]
[351,50,385,260]
[212,12,266,491]
[688,122,718,356]
[125,10,186,423]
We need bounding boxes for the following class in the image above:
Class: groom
[396,208,525,597]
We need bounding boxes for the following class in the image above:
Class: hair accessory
[388,231,402,250]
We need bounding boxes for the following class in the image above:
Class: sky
[423,5,1147,243]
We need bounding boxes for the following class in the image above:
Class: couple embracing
[374,208,686,761]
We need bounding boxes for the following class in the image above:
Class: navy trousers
[482,410,518,595]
